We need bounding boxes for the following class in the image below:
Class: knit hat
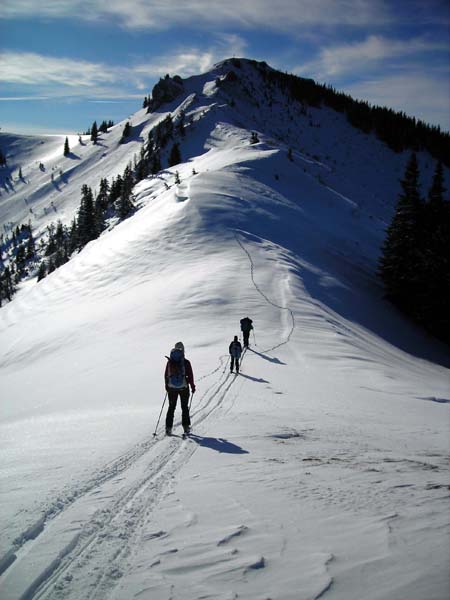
[174,341,184,352]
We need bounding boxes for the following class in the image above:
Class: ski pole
[189,390,195,411]
[252,329,256,345]
[153,392,167,437]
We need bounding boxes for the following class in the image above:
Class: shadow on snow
[188,434,249,454]
[237,373,270,384]
[248,347,286,364]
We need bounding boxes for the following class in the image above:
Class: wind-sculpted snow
[1,59,449,599]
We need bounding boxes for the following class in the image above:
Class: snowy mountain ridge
[1,57,446,243]
[0,58,449,600]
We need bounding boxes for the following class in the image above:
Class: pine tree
[146,131,154,156]
[177,111,186,137]
[109,175,123,204]
[168,143,181,167]
[25,231,36,260]
[64,136,70,156]
[0,148,6,166]
[68,218,78,254]
[121,165,134,198]
[135,146,149,181]
[427,162,445,209]
[15,244,26,276]
[77,185,97,247]
[120,122,131,143]
[250,131,259,144]
[155,115,173,148]
[37,261,47,282]
[1,267,14,301]
[117,194,134,219]
[117,165,134,219]
[54,220,66,250]
[151,152,161,175]
[47,258,56,274]
[54,248,66,268]
[91,121,98,144]
[45,224,57,256]
[95,178,110,212]
[420,161,450,341]
[379,153,423,311]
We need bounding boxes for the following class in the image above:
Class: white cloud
[0,0,392,30]
[0,96,49,101]
[0,35,247,97]
[131,34,247,84]
[0,52,117,87]
[296,35,447,80]
[344,72,450,131]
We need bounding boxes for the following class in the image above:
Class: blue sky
[1,0,449,135]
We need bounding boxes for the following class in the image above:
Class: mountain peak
[149,73,185,111]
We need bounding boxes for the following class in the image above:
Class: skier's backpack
[230,341,242,358]
[167,348,186,389]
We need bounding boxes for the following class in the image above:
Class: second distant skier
[229,335,243,373]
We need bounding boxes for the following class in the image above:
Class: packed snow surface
[0,59,449,600]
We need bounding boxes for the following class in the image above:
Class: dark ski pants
[166,387,191,430]
[230,356,240,372]
[242,331,250,347]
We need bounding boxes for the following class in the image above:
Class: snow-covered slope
[0,108,170,237]
[0,59,449,600]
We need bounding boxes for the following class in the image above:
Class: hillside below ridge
[2,106,449,370]
[0,142,449,599]
[1,57,449,367]
[1,55,449,364]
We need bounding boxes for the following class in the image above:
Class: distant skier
[229,336,242,373]
[164,342,195,435]
[240,317,253,348]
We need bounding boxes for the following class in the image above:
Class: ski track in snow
[2,220,299,599]
[0,352,247,599]
[234,232,296,353]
